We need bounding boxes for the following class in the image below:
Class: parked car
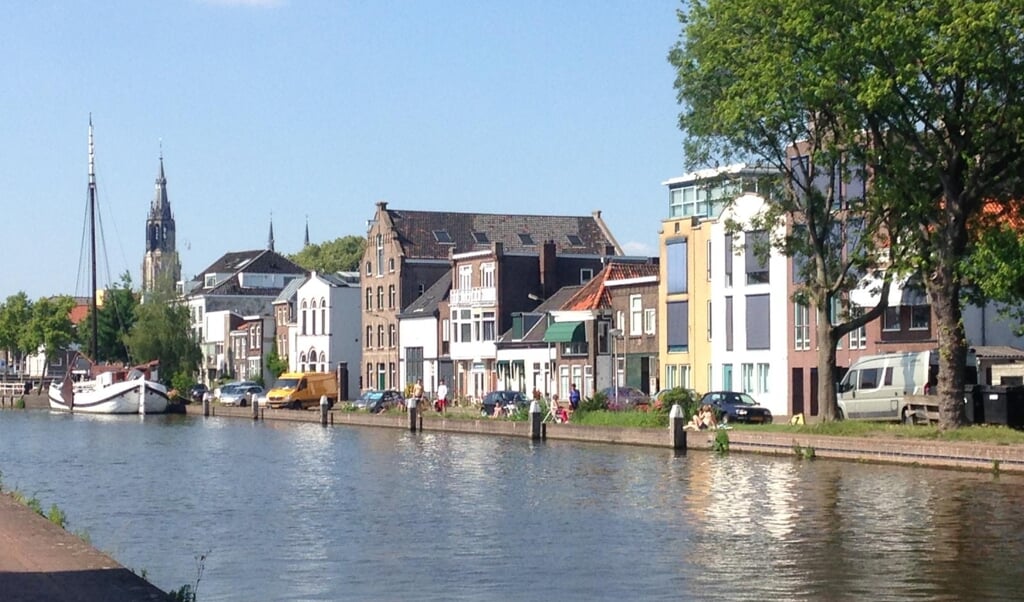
[599,386,650,411]
[188,384,209,403]
[220,384,264,407]
[700,391,773,424]
[214,380,257,402]
[353,389,405,413]
[481,390,528,416]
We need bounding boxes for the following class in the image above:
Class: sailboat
[48,117,169,414]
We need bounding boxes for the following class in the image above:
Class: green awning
[544,321,585,343]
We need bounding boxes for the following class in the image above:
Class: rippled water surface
[2,410,1023,600]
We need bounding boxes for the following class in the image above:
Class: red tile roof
[562,262,659,311]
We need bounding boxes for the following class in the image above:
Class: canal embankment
[0,491,167,602]
[187,400,1024,473]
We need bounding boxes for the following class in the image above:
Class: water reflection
[1,411,1023,600]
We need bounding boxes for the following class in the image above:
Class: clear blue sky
[1,0,687,301]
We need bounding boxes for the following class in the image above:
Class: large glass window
[911,305,931,330]
[883,307,901,331]
[482,311,496,341]
[722,364,733,391]
[666,238,688,294]
[741,363,754,393]
[757,363,769,394]
[667,301,689,352]
[745,230,770,284]
[376,234,384,277]
[459,265,472,291]
[746,294,770,350]
[481,262,495,288]
[794,303,810,350]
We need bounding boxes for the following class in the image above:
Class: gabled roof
[497,285,583,344]
[198,249,304,277]
[375,202,622,259]
[562,262,660,311]
[398,270,452,319]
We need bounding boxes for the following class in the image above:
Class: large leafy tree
[670,0,901,420]
[21,296,76,381]
[79,272,137,363]
[0,292,33,377]
[123,290,201,387]
[671,0,1024,427]
[289,235,365,274]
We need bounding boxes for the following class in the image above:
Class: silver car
[220,383,263,407]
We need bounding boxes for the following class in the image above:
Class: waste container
[979,385,1009,425]
[964,384,983,424]
[1007,385,1024,428]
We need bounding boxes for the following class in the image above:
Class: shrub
[656,387,701,419]
[712,430,730,454]
[579,391,607,413]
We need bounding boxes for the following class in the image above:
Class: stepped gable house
[361,201,623,392]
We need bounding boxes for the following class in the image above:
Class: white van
[837,350,976,422]
[837,351,936,422]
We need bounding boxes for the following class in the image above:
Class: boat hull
[48,379,169,414]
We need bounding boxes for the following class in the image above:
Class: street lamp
[609,328,623,408]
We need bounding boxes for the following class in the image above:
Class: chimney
[540,239,557,299]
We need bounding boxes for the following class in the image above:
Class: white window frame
[643,308,656,335]
[629,295,642,336]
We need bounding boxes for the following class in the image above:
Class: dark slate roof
[498,285,582,343]
[198,249,304,277]
[973,346,1024,360]
[398,270,452,319]
[379,205,623,260]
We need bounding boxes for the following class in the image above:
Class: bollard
[320,395,329,426]
[670,403,687,451]
[406,397,418,432]
[529,400,542,441]
[252,395,260,420]
[203,395,210,417]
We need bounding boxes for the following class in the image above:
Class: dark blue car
[700,391,773,424]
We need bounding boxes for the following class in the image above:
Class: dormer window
[518,233,535,245]
[434,230,454,243]
[204,274,217,288]
[473,232,489,244]
[567,234,583,246]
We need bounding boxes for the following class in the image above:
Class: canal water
[1,410,1023,601]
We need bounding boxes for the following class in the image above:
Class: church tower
[141,152,181,293]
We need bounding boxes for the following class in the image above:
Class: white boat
[47,117,168,415]
[49,369,169,414]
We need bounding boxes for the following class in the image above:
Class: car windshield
[361,391,382,401]
[274,378,300,389]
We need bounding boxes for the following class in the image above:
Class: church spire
[268,213,275,252]
[142,142,180,293]
[304,215,310,247]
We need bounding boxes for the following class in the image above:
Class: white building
[290,271,361,400]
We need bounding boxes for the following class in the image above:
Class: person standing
[436,378,449,412]
[568,383,581,411]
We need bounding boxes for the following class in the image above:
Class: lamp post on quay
[609,328,623,408]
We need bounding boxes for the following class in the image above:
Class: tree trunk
[815,304,840,421]
[930,263,967,429]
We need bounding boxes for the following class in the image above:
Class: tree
[289,236,365,274]
[123,290,202,387]
[21,296,76,382]
[80,272,137,363]
[671,0,1024,428]
[0,292,33,377]
[266,345,288,381]
[670,0,901,421]
[962,208,1024,334]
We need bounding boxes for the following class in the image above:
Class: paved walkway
[0,492,166,602]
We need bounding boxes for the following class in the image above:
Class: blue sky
[1,0,686,301]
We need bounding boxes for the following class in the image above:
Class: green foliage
[167,584,196,602]
[22,296,76,367]
[14,397,24,409]
[963,224,1024,334]
[80,273,137,362]
[170,371,194,400]
[123,289,201,386]
[792,443,816,460]
[289,235,365,274]
[266,345,288,380]
[712,430,730,454]
[47,503,67,528]
[657,387,701,419]
[24,494,43,515]
[0,292,33,362]
[578,392,607,413]
[571,410,669,428]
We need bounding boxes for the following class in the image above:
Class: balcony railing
[450,286,496,306]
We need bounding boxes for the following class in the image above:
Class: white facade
[398,315,441,394]
[290,272,361,400]
[202,309,241,377]
[708,193,790,417]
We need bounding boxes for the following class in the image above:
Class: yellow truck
[265,372,338,410]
